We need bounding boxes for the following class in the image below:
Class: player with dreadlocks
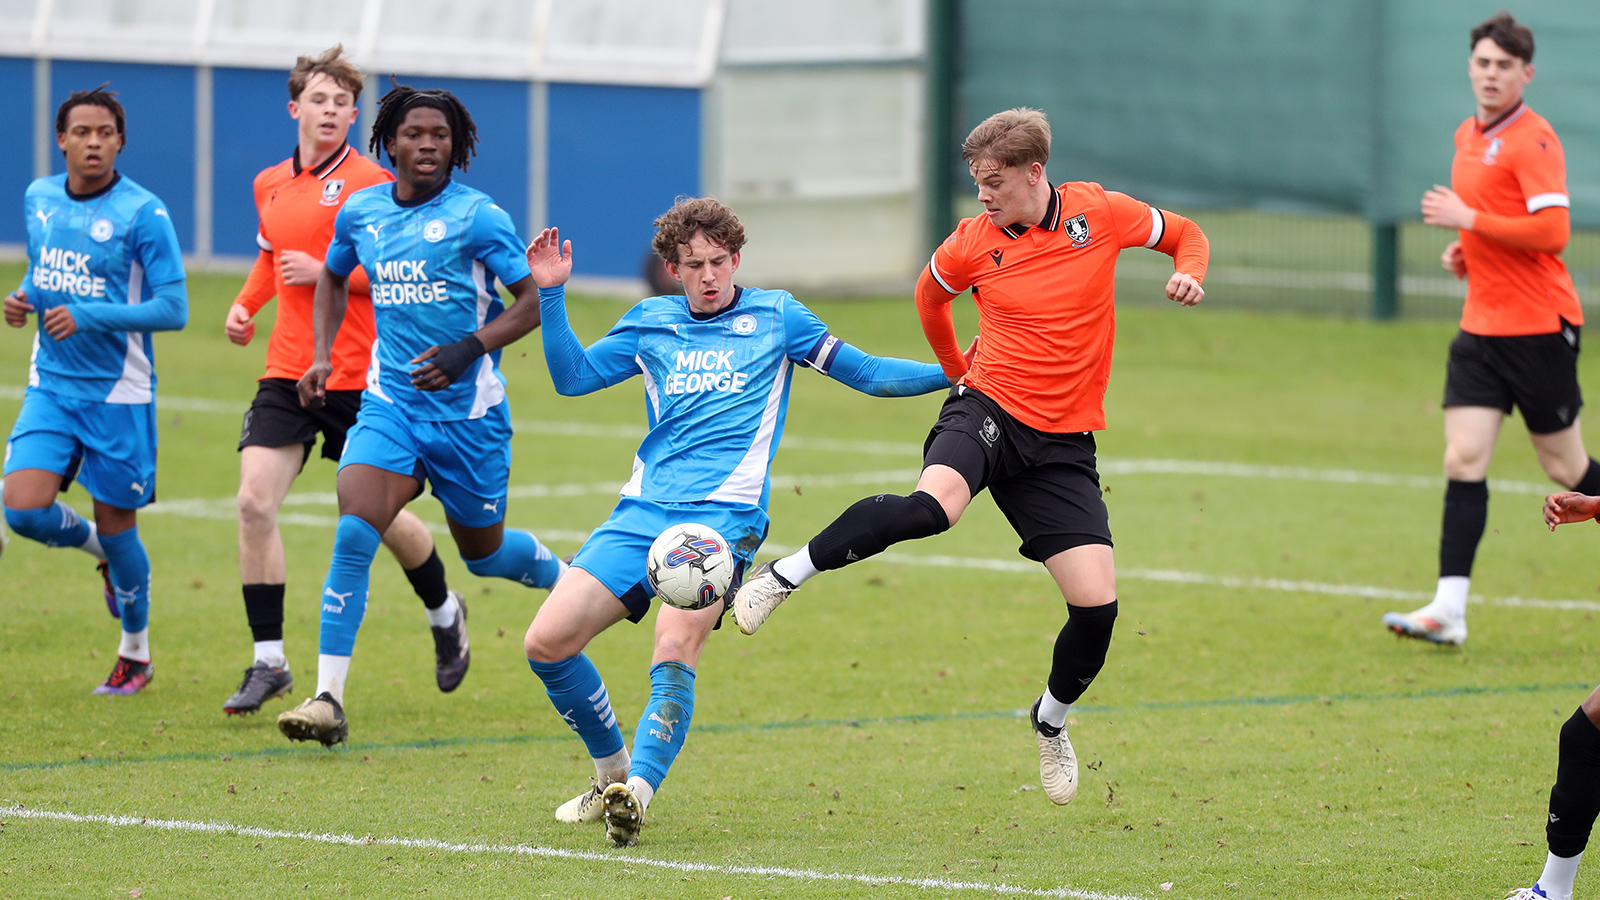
[277,81,565,746]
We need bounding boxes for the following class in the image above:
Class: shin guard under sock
[528,654,625,760]
[1047,600,1118,706]
[1439,479,1488,578]
[806,491,949,571]
[1548,707,1600,858]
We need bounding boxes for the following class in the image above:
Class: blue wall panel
[548,84,699,279]
[394,75,528,243]
[0,57,33,245]
[51,60,196,251]
[211,67,299,258]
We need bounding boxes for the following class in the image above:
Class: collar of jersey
[999,185,1061,239]
[689,285,743,321]
[65,171,121,202]
[1476,100,1527,139]
[293,142,352,179]
[393,176,453,208]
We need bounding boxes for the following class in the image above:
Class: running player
[3,85,188,695]
[523,198,953,847]
[1503,489,1600,900]
[275,82,563,746]
[1384,12,1600,647]
[222,46,464,717]
[732,107,1209,806]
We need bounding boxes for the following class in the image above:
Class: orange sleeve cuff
[1153,211,1210,284]
[915,266,968,380]
[234,250,277,315]
[1473,206,1569,255]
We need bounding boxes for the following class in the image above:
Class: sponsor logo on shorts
[980,416,1000,446]
[483,498,500,514]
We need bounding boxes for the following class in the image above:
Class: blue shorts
[5,387,158,509]
[574,496,768,623]
[338,395,511,528]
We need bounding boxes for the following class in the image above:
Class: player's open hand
[297,361,332,410]
[1166,272,1204,306]
[525,227,572,289]
[3,290,31,328]
[1543,492,1600,530]
[225,303,256,345]
[1441,240,1467,279]
[42,305,77,340]
[278,249,322,287]
[1422,185,1477,231]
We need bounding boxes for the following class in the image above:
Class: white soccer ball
[646,522,735,610]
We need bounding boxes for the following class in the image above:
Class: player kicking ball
[522,199,954,846]
[733,108,1209,806]
[276,82,563,747]
[3,85,187,695]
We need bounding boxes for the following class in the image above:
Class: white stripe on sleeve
[1527,192,1570,213]
[928,257,959,295]
[1143,208,1166,249]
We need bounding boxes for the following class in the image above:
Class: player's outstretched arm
[298,264,349,409]
[4,289,32,328]
[819,340,952,398]
[65,280,188,337]
[1544,492,1600,530]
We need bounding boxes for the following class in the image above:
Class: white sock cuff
[626,775,655,811]
[316,654,352,706]
[1037,689,1072,729]
[773,545,819,587]
[118,627,150,663]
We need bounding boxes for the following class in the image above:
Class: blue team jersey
[555,286,839,509]
[325,178,531,422]
[20,173,186,403]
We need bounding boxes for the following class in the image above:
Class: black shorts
[921,385,1112,562]
[1443,322,1583,434]
[238,378,364,466]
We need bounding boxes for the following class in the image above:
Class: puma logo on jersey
[33,209,53,229]
[989,250,1003,267]
[366,223,385,240]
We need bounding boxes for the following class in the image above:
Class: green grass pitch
[2,259,1598,899]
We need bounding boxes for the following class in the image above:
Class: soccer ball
[646,522,735,610]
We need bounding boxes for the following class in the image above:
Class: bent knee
[236,486,279,526]
[524,622,577,664]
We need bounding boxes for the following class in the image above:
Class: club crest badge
[1482,137,1504,166]
[320,179,346,206]
[980,417,1000,446]
[423,219,448,242]
[90,218,114,242]
[1065,214,1092,247]
[732,314,758,335]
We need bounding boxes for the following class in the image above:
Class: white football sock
[1037,689,1072,730]
[253,640,287,668]
[316,654,352,705]
[773,546,819,587]
[118,627,150,663]
[80,521,106,561]
[595,747,630,786]
[425,592,459,628]
[626,775,655,812]
[1537,850,1582,900]
[1431,576,1470,620]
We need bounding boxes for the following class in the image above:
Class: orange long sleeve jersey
[234,143,395,390]
[916,182,1208,433]
[1450,102,1580,336]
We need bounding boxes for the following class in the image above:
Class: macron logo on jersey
[32,246,107,297]
[370,259,451,305]
[664,349,750,396]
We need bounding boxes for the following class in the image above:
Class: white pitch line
[1,805,1145,900]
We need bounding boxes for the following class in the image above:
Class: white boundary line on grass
[2,805,1147,900]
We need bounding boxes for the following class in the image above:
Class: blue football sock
[527,654,625,759]
[317,515,381,656]
[99,527,151,633]
[462,528,562,588]
[4,501,92,549]
[629,661,697,792]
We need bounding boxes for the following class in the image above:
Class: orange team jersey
[234,143,394,390]
[1451,103,1580,336]
[926,182,1208,433]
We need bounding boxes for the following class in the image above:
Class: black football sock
[405,549,450,609]
[1047,600,1118,706]
[806,491,949,571]
[1438,479,1488,578]
[243,583,285,643]
[1548,707,1600,858]
[1572,458,1600,497]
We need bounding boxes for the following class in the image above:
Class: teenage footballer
[3,85,188,695]
[523,198,954,847]
[275,83,563,746]
[734,107,1209,807]
[222,46,464,717]
[1384,12,1600,647]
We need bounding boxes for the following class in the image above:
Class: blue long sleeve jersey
[540,284,951,509]
[19,172,188,403]
[325,178,531,421]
